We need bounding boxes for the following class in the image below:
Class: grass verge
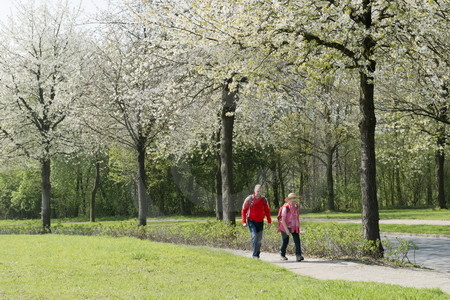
[0,235,447,299]
[302,208,450,220]
[302,221,450,236]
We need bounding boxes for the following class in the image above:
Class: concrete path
[224,218,450,294]
[223,249,450,295]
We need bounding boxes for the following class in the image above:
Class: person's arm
[281,215,290,233]
[241,197,250,225]
[298,206,301,230]
[264,201,272,224]
[280,205,289,232]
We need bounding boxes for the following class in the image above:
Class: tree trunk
[279,158,286,200]
[271,164,280,209]
[90,161,100,222]
[426,160,433,205]
[269,151,280,208]
[76,168,83,215]
[216,166,223,220]
[359,68,383,256]
[395,166,404,206]
[137,144,148,226]
[358,0,383,257]
[215,129,223,220]
[326,147,335,211]
[220,81,236,225]
[41,158,51,232]
[435,132,447,209]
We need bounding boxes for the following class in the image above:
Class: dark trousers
[280,231,301,256]
[247,219,264,258]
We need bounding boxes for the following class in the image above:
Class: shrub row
[1,220,388,259]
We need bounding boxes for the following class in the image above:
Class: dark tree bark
[220,81,237,225]
[326,146,335,211]
[359,66,383,255]
[90,161,100,222]
[41,157,52,232]
[278,160,286,201]
[76,168,83,215]
[435,131,447,209]
[426,161,434,205]
[355,0,383,257]
[215,129,223,220]
[270,159,280,209]
[395,166,404,206]
[137,142,148,226]
[216,156,223,220]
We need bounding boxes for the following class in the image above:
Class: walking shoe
[296,255,304,262]
[280,255,288,261]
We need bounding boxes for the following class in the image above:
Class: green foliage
[0,171,21,219]
[383,237,419,265]
[51,157,88,218]
[335,181,360,211]
[52,153,137,218]
[7,168,41,219]
[107,145,137,185]
[148,156,195,216]
[301,224,382,259]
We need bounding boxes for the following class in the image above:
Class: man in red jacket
[241,184,272,258]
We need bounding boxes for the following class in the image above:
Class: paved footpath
[225,218,450,295]
[223,249,450,295]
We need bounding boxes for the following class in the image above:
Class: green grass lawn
[302,208,450,220]
[0,235,447,299]
[302,221,450,236]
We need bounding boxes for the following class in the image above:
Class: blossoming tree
[0,0,91,231]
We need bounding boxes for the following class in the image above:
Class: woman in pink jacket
[278,193,304,262]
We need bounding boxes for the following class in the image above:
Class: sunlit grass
[302,221,450,236]
[302,207,450,220]
[0,235,447,299]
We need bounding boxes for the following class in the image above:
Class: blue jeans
[280,231,302,256]
[247,219,264,258]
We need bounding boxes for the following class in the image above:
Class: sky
[0,0,113,24]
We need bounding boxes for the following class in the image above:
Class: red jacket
[241,194,272,224]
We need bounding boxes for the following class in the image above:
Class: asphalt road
[383,234,450,273]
